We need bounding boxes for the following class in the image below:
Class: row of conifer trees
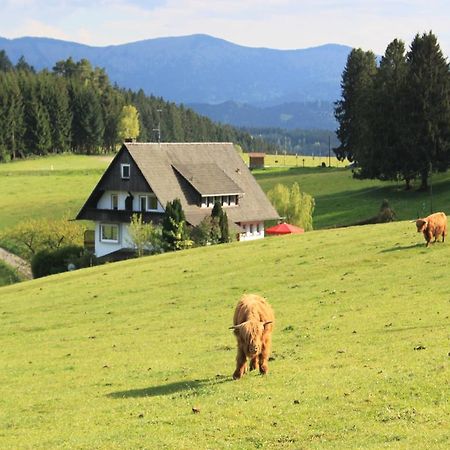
[0,51,276,162]
[334,32,450,190]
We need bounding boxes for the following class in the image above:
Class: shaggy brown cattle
[230,294,274,380]
[415,212,447,247]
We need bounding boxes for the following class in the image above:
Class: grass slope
[0,155,109,231]
[255,167,450,228]
[2,154,450,234]
[0,222,448,449]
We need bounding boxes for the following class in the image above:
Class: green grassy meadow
[0,154,110,231]
[0,221,449,449]
[1,153,450,234]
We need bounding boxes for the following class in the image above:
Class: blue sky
[1,0,449,55]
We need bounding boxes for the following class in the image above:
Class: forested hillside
[0,52,276,162]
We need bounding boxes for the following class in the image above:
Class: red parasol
[265,223,305,235]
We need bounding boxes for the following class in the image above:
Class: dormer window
[121,164,130,179]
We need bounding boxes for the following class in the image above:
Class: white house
[76,142,279,258]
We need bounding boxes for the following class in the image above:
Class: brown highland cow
[415,212,447,247]
[230,294,274,380]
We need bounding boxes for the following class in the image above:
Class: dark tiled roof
[80,142,279,225]
[172,163,243,196]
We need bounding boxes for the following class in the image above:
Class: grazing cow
[230,294,274,380]
[415,212,447,247]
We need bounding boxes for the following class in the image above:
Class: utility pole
[429,161,433,214]
[153,108,162,145]
[328,135,331,167]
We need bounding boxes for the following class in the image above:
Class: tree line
[242,127,339,156]
[334,32,450,190]
[0,51,278,162]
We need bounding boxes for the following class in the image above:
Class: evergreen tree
[0,72,25,160]
[22,75,52,155]
[334,48,377,167]
[0,50,13,72]
[373,39,413,188]
[101,88,124,151]
[161,199,191,251]
[219,210,230,243]
[42,73,72,153]
[406,31,450,189]
[15,56,35,73]
[70,83,104,153]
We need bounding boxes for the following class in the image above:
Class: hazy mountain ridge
[188,100,337,130]
[0,34,351,107]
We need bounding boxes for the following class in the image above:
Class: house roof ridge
[125,142,234,145]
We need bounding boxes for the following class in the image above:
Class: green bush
[31,245,93,278]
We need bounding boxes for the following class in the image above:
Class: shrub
[1,216,86,261]
[31,245,90,278]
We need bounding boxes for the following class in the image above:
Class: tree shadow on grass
[107,375,230,399]
[380,243,424,253]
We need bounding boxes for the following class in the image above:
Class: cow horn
[229,321,249,330]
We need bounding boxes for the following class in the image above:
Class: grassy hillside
[255,167,450,228]
[0,154,108,231]
[0,221,448,449]
[2,153,449,234]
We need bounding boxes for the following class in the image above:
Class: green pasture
[241,153,348,168]
[254,166,450,228]
[0,154,110,231]
[0,221,448,449]
[1,153,449,236]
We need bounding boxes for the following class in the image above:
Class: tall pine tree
[334,48,377,170]
[406,32,450,189]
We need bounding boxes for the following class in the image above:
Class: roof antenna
[153,108,162,147]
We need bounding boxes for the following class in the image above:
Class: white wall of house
[97,190,164,212]
[239,221,265,241]
[95,222,133,257]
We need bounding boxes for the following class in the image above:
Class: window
[140,194,158,211]
[249,224,254,234]
[121,164,130,179]
[100,224,119,243]
[111,194,118,210]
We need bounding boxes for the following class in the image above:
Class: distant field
[240,153,348,168]
[0,154,110,231]
[253,166,450,229]
[1,152,449,235]
[0,221,448,449]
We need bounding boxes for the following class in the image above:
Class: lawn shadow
[107,375,230,399]
[380,243,424,253]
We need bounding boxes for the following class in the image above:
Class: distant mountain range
[188,100,337,130]
[0,34,350,129]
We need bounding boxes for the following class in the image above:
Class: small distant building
[76,142,279,258]
[248,152,265,170]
